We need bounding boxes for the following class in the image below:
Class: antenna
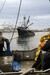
[23,16,26,27]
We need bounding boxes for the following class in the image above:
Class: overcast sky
[0,0,50,29]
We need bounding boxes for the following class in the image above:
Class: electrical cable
[0,0,6,13]
[9,0,22,43]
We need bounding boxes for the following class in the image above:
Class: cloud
[34,15,50,19]
[0,0,50,18]
[0,0,50,29]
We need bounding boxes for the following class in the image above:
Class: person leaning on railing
[0,32,11,56]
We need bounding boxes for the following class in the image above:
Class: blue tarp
[12,61,21,71]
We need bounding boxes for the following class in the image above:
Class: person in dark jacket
[41,39,50,70]
[32,39,50,70]
[41,39,50,51]
[13,51,21,63]
[0,32,11,56]
[12,51,21,71]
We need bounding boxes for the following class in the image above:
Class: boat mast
[23,16,26,27]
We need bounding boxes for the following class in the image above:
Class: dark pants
[32,54,41,70]
[0,47,3,56]
[32,51,50,70]
[43,52,50,70]
[14,53,21,62]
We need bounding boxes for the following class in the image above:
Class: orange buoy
[41,44,44,48]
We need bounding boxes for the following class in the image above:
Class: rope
[3,0,22,51]
[0,0,6,13]
[10,0,22,43]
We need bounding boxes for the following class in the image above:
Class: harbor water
[3,32,49,51]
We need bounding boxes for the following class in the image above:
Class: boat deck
[0,56,36,75]
[0,56,50,75]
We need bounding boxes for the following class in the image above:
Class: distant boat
[17,16,35,37]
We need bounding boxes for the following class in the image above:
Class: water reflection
[17,36,31,50]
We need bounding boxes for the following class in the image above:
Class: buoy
[41,43,44,48]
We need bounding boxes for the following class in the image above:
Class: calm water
[3,32,49,51]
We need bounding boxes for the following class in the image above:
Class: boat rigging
[17,16,35,37]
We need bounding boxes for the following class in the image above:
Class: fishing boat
[0,34,50,75]
[17,16,35,37]
[0,48,50,75]
[0,48,36,75]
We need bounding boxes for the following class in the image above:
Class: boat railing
[11,48,37,61]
